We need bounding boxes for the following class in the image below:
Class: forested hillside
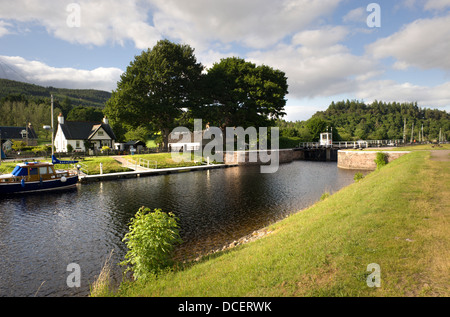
[0,78,111,108]
[277,100,449,142]
[0,79,110,140]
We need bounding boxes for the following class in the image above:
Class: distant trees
[277,99,450,142]
[0,100,61,140]
[66,106,104,122]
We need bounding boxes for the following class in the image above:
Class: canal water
[0,161,366,297]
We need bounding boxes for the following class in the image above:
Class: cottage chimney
[103,116,109,125]
[58,113,64,124]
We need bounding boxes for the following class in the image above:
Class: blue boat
[0,161,78,194]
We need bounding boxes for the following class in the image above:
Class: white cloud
[0,0,160,49]
[342,7,366,23]
[151,0,343,50]
[248,26,378,99]
[0,55,123,91]
[0,20,12,37]
[424,0,450,10]
[366,14,450,70]
[0,0,344,51]
[355,79,450,109]
[292,26,348,48]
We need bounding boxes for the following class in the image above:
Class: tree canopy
[195,57,288,130]
[104,40,204,149]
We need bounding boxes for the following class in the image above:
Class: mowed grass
[112,150,449,297]
[126,152,207,169]
[0,156,129,175]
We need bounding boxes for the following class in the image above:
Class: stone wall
[337,150,410,170]
[222,149,296,165]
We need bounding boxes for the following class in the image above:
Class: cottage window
[76,140,80,148]
[98,131,104,136]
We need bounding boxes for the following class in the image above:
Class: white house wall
[54,126,66,153]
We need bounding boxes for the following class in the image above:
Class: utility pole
[51,95,54,156]
[404,118,407,144]
[421,124,424,143]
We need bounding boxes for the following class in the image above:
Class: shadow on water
[0,161,368,296]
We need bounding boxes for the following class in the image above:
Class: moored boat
[0,161,78,194]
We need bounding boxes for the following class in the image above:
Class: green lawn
[0,156,129,175]
[126,152,208,169]
[103,150,449,297]
[348,144,450,151]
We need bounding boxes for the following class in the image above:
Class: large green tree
[195,57,288,132]
[104,40,204,149]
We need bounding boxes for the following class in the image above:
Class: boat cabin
[0,162,71,183]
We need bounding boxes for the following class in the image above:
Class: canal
[0,160,366,297]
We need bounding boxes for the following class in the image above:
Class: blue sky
[0,0,449,121]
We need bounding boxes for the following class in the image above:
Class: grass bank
[126,152,208,169]
[350,144,450,151]
[102,150,448,297]
[0,156,129,175]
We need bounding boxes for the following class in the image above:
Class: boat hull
[0,175,79,195]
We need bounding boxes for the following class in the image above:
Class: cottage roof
[59,121,116,141]
[0,126,38,140]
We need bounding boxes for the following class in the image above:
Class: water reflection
[0,161,367,297]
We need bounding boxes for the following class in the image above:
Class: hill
[0,78,111,108]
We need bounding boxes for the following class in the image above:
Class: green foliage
[374,152,388,169]
[0,79,111,108]
[67,106,104,122]
[199,57,288,129]
[312,99,450,141]
[124,125,151,143]
[279,136,302,149]
[31,144,51,154]
[354,172,364,182]
[121,207,182,280]
[104,40,203,148]
[67,144,73,153]
[320,192,330,200]
[11,140,25,151]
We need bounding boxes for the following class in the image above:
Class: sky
[0,0,449,122]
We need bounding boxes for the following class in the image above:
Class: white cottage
[54,114,116,153]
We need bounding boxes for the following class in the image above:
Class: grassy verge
[0,156,130,175]
[348,144,450,151]
[105,150,448,297]
[75,157,130,175]
[126,152,208,169]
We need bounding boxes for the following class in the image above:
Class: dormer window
[98,131,104,136]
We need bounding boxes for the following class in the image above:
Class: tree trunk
[162,127,170,152]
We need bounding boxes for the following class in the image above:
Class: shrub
[121,207,182,280]
[320,192,330,200]
[354,172,364,182]
[374,152,388,169]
